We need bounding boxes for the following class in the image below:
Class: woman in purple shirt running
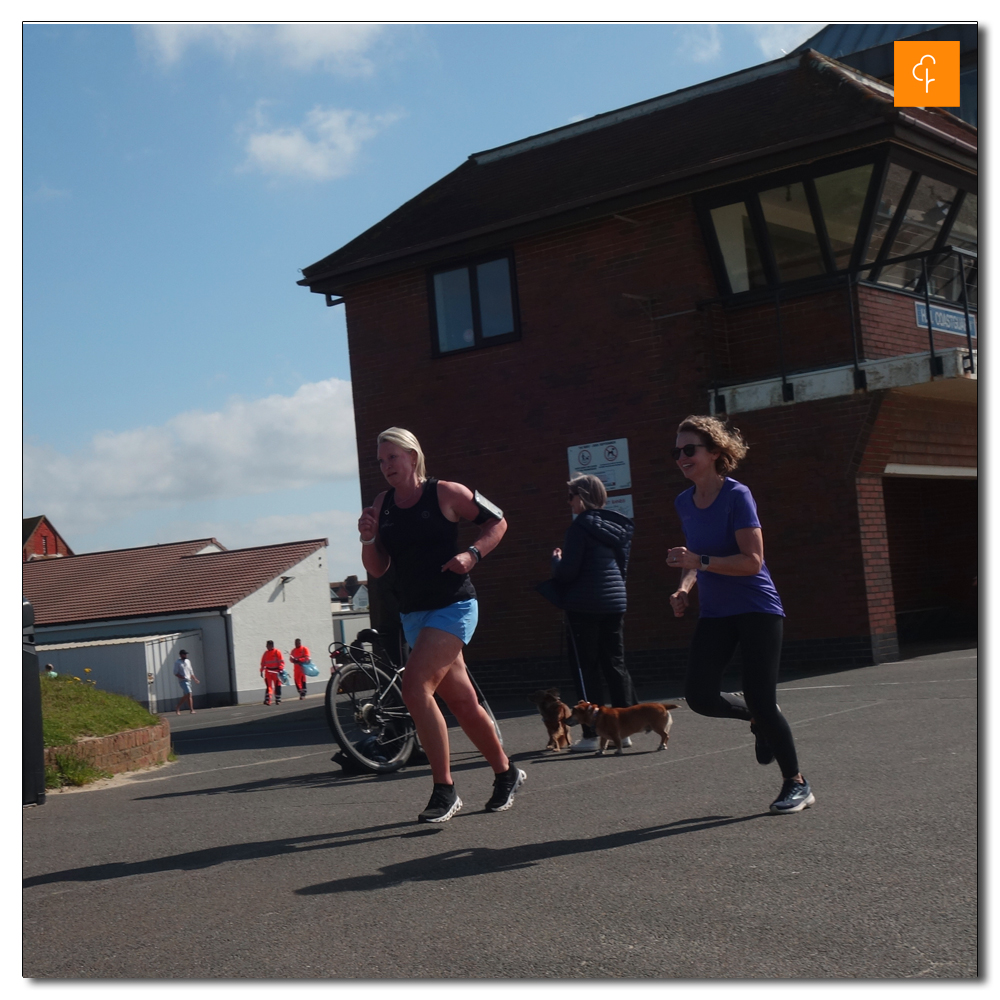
[666,415,814,815]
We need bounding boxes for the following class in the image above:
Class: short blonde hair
[377,427,427,481]
[677,415,748,475]
[567,474,607,510]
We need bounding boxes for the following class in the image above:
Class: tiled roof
[23,537,328,626]
[794,24,942,58]
[300,50,976,291]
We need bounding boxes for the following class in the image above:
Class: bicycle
[325,628,502,774]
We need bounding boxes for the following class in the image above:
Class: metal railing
[702,244,978,409]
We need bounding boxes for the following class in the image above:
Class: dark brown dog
[568,700,679,755]
[529,687,574,751]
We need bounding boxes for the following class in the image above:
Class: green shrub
[40,674,159,748]
[49,752,112,788]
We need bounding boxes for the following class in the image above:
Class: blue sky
[22,19,890,579]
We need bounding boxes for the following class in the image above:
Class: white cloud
[28,182,70,202]
[24,379,359,534]
[748,23,824,60]
[680,25,722,64]
[135,23,385,75]
[243,105,398,181]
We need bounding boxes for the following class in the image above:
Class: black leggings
[684,613,799,778]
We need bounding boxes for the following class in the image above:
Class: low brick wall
[45,718,171,775]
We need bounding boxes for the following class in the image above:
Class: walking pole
[564,614,588,702]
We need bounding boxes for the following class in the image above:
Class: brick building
[299,50,977,697]
[23,515,74,562]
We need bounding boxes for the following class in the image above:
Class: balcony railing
[703,244,978,410]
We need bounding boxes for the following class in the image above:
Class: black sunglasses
[671,444,709,460]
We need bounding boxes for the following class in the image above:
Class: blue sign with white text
[914,302,977,338]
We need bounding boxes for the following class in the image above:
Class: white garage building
[23,536,332,708]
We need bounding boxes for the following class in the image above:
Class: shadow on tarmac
[23,813,766,892]
[295,813,769,896]
[23,821,437,888]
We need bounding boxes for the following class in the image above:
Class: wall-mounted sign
[914,301,977,338]
[605,495,634,519]
[568,438,631,491]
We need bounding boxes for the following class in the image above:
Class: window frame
[427,250,522,358]
[697,149,895,300]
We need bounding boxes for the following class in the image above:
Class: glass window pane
[758,182,825,281]
[814,164,874,270]
[710,202,766,293]
[948,193,977,254]
[877,175,959,293]
[433,268,475,353]
[476,258,515,338]
[916,194,978,306]
[864,163,912,264]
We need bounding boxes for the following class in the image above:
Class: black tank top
[378,479,476,613]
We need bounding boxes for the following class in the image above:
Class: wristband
[360,536,376,546]
[468,545,482,563]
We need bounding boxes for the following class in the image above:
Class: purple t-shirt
[674,478,784,618]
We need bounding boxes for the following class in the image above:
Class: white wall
[228,547,333,702]
[36,630,204,713]
[34,614,232,708]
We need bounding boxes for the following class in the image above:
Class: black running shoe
[485,764,526,812]
[750,722,775,765]
[418,783,462,823]
[770,777,815,814]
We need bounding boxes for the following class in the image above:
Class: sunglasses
[671,444,709,460]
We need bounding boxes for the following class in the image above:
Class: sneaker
[621,736,632,748]
[769,777,815,814]
[485,765,526,812]
[569,736,602,752]
[418,783,462,823]
[750,722,775,765]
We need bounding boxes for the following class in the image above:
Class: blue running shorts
[400,599,479,648]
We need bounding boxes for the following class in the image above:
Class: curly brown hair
[677,415,748,475]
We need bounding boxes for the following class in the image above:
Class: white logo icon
[912,54,936,94]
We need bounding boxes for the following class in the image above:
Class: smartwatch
[700,554,711,568]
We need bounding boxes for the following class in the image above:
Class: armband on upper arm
[473,490,504,525]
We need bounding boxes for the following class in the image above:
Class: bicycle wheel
[325,663,415,774]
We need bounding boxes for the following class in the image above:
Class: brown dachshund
[569,700,679,755]
[529,687,574,751]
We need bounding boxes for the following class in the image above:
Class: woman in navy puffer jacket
[551,474,639,750]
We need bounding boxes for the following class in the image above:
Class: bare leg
[401,628,508,784]
[435,653,509,773]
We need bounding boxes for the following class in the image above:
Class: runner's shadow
[22,821,431,889]
[295,813,766,896]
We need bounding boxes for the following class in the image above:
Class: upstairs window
[429,253,519,355]
[701,155,975,305]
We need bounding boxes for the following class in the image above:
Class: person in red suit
[260,640,285,706]
[290,638,311,700]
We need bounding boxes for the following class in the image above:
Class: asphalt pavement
[23,645,978,979]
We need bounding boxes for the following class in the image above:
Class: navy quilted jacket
[550,508,634,614]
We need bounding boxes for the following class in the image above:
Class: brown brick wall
[45,719,171,776]
[340,195,977,694]
[857,284,977,359]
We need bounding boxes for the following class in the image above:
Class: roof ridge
[24,537,222,562]
[182,538,328,557]
[469,51,802,166]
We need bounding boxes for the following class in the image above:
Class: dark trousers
[684,612,799,778]
[565,611,638,738]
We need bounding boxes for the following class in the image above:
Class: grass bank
[41,674,162,787]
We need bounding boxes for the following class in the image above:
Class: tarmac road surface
[23,645,978,979]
